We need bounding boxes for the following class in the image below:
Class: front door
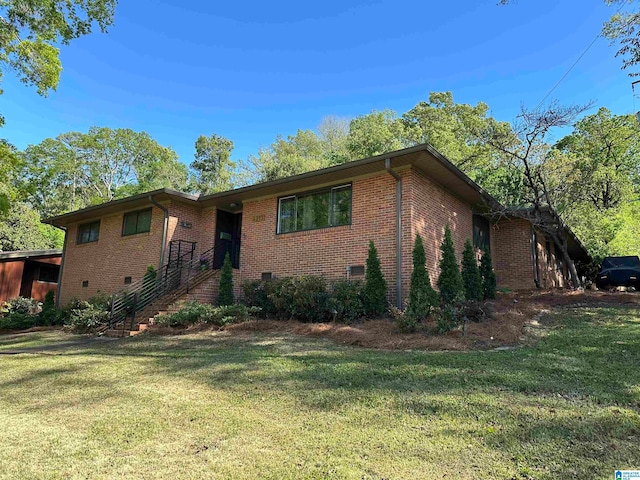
[213,210,242,269]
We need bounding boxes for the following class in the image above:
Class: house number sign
[252,214,265,222]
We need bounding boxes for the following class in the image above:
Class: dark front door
[213,210,242,269]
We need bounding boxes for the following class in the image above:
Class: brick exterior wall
[58,169,574,308]
[59,200,215,306]
[407,168,474,302]
[491,218,537,291]
[240,172,399,302]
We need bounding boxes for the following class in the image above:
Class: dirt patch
[152,290,640,351]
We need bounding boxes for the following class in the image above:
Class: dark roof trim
[198,143,499,208]
[43,188,199,226]
[0,249,63,260]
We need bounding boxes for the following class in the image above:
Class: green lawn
[0,307,639,479]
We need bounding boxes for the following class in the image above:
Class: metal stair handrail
[107,246,216,329]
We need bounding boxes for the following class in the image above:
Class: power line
[533,2,629,112]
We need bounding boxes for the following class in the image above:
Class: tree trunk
[557,240,581,289]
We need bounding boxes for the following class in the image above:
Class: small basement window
[261,272,273,281]
[350,265,365,276]
[124,276,132,285]
[123,209,152,236]
[77,221,100,244]
[82,280,89,288]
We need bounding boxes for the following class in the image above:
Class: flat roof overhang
[0,249,63,260]
[199,144,500,212]
[44,189,200,227]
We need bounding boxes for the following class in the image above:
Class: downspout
[385,158,403,309]
[531,226,540,288]
[149,195,169,271]
[54,226,68,307]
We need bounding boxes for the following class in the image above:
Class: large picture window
[77,221,100,244]
[122,209,152,236]
[278,184,352,234]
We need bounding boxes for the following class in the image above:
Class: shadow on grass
[63,306,640,409]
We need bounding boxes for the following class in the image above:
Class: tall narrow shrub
[437,225,463,305]
[461,239,483,301]
[480,249,497,300]
[363,240,387,317]
[217,252,234,306]
[406,234,437,320]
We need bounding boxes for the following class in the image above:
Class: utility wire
[533,2,628,112]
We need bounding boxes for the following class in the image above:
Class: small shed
[0,249,63,303]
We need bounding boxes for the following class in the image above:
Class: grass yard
[0,306,639,479]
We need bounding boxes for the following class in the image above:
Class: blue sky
[0,0,635,165]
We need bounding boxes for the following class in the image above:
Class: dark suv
[596,256,640,290]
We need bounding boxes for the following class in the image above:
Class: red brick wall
[59,200,217,306]
[407,168,474,301]
[492,218,537,290]
[240,173,399,302]
[535,233,567,288]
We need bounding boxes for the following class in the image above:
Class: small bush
[66,301,110,332]
[38,290,63,326]
[434,304,459,334]
[437,225,463,306]
[217,252,234,306]
[154,301,258,327]
[390,305,418,333]
[86,292,112,310]
[270,276,331,322]
[406,234,438,321]
[242,280,277,318]
[154,301,213,327]
[480,250,497,300]
[0,312,37,330]
[331,280,364,323]
[461,239,483,301]
[2,297,41,315]
[363,240,388,317]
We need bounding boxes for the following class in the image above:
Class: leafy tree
[19,127,188,217]
[0,203,61,251]
[362,240,387,316]
[248,129,326,182]
[317,115,350,165]
[479,250,497,300]
[217,252,234,306]
[461,239,483,301]
[0,139,20,214]
[346,110,407,159]
[0,0,116,100]
[437,225,463,305]
[191,134,236,194]
[406,234,438,321]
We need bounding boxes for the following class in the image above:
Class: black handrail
[107,245,216,330]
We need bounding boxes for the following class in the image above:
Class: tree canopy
[0,0,116,101]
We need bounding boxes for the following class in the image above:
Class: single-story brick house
[0,249,62,303]
[45,144,589,315]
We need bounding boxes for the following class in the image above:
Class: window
[77,221,100,244]
[122,209,152,236]
[277,185,351,234]
[38,265,59,283]
[472,214,490,252]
